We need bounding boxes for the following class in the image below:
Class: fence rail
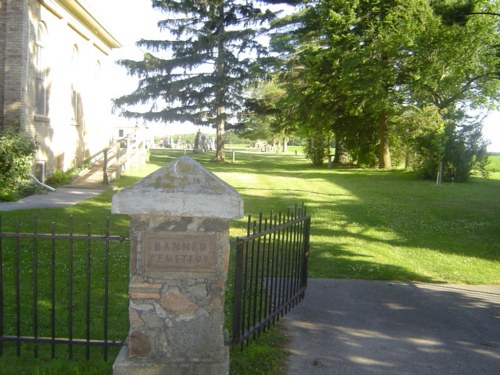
[0,217,129,361]
[232,205,310,348]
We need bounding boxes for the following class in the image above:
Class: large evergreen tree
[114,0,278,161]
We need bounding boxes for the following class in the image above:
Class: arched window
[35,22,48,116]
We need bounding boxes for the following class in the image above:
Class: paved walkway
[284,279,500,375]
[0,186,110,211]
[0,165,111,211]
[0,167,112,211]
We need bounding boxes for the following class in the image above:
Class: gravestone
[111,155,243,375]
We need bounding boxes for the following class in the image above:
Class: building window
[35,22,48,117]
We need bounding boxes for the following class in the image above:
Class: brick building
[0,0,120,179]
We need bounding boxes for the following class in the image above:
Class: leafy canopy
[251,0,499,177]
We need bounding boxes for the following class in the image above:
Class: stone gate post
[111,155,243,375]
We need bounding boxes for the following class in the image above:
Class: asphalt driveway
[284,279,500,375]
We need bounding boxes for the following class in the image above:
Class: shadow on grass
[7,148,494,285]
[147,150,500,283]
[163,148,500,283]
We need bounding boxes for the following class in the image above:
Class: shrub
[414,120,489,182]
[45,169,76,186]
[17,182,47,197]
[305,129,330,166]
[441,123,489,182]
[0,130,38,200]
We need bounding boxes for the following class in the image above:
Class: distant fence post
[111,155,243,375]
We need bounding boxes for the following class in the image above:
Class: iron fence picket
[0,217,2,356]
[50,222,56,359]
[32,217,38,358]
[252,214,263,341]
[103,218,111,361]
[85,223,91,360]
[283,209,292,315]
[68,217,74,360]
[15,221,20,357]
[268,213,278,328]
[262,216,271,333]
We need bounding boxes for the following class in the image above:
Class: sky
[90,0,206,135]
[90,0,499,151]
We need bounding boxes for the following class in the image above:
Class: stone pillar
[112,155,243,375]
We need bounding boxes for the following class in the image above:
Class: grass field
[0,148,499,374]
[486,154,500,172]
[198,149,499,284]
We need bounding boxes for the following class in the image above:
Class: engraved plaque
[144,232,217,273]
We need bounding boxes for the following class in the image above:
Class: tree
[114,0,278,161]
[403,0,499,180]
[442,114,490,182]
[266,0,498,175]
[268,0,436,168]
[237,81,287,149]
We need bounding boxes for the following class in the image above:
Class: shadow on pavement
[285,279,500,375]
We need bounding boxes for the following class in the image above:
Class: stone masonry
[112,155,243,375]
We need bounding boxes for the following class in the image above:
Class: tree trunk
[214,0,225,162]
[215,109,225,162]
[282,137,288,153]
[404,146,410,170]
[334,138,349,165]
[334,138,341,164]
[378,116,392,169]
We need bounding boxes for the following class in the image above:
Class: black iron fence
[1,206,311,357]
[232,205,310,348]
[0,217,129,361]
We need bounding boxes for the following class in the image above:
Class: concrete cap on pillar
[111,155,244,219]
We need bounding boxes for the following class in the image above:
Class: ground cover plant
[0,148,498,374]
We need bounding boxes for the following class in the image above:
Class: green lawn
[487,154,500,172]
[197,149,499,285]
[0,148,499,374]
